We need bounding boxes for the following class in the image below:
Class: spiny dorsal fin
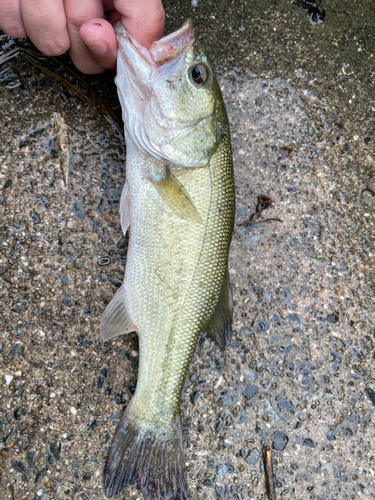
[119,180,131,235]
[149,168,202,223]
[203,269,233,349]
[100,285,137,341]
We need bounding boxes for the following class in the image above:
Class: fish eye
[190,64,208,85]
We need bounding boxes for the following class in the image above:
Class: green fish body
[102,20,235,499]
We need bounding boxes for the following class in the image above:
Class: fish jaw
[114,20,219,168]
[149,19,194,64]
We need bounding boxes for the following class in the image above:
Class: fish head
[115,20,227,168]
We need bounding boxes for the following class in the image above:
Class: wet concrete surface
[1,1,375,499]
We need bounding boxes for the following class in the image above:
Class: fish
[101,19,235,499]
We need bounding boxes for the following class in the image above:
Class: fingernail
[88,41,108,55]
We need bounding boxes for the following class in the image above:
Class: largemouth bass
[102,19,235,499]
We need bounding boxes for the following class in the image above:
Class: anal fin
[203,269,233,349]
[100,284,137,341]
[149,168,202,224]
[119,180,131,235]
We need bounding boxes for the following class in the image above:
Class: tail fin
[103,412,188,499]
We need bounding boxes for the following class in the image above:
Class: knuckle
[35,32,70,56]
[6,26,26,38]
[65,13,92,28]
[0,18,26,38]
[42,42,69,57]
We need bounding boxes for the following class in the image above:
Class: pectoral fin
[149,169,202,223]
[100,285,137,341]
[203,270,233,349]
[119,180,131,235]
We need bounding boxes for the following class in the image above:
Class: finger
[0,0,26,38]
[103,0,115,12]
[114,0,165,48]
[80,19,117,71]
[20,0,70,55]
[65,0,105,74]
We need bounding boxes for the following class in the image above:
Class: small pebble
[245,234,262,248]
[11,459,31,482]
[243,383,259,399]
[302,438,316,448]
[59,274,73,285]
[239,327,251,339]
[27,451,36,467]
[272,431,289,451]
[243,369,257,382]
[245,448,260,465]
[35,466,48,484]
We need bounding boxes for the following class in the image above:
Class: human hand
[0,0,165,74]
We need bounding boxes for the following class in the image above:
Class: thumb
[80,18,118,71]
[114,0,165,48]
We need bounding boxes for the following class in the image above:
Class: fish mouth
[150,20,194,64]
[114,19,194,69]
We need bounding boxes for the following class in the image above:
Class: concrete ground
[1,0,375,499]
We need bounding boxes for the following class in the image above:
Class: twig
[20,53,97,107]
[0,47,19,64]
[238,218,283,229]
[18,47,93,88]
[237,194,282,229]
[263,445,276,500]
[9,483,15,500]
